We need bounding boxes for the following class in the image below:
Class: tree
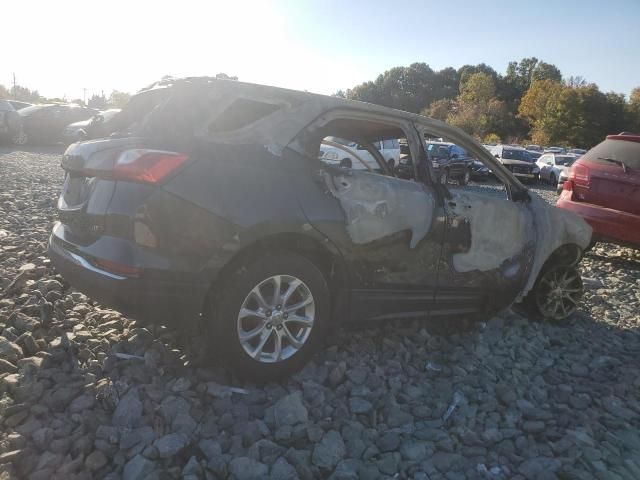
[0,84,8,99]
[504,57,562,101]
[10,85,42,103]
[88,94,108,109]
[483,133,501,144]
[215,73,238,80]
[108,90,131,108]
[423,98,454,121]
[628,87,640,133]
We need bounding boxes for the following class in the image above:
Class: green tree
[628,87,640,132]
[108,90,131,108]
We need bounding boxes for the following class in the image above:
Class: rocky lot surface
[0,146,639,480]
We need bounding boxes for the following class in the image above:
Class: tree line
[0,84,131,109]
[338,57,640,147]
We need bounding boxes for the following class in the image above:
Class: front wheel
[522,265,583,321]
[211,252,330,380]
[438,169,449,185]
[549,173,556,186]
[458,168,471,186]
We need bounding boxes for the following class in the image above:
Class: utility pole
[12,73,16,94]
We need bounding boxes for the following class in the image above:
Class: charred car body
[48,78,591,378]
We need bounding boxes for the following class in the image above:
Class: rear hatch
[58,138,146,242]
[570,136,640,215]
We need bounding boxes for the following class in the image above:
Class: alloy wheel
[237,274,315,363]
[534,266,583,321]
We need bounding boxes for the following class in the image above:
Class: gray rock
[229,457,269,480]
[122,454,156,480]
[518,457,562,479]
[349,397,373,414]
[85,451,108,471]
[112,388,143,428]
[69,393,95,413]
[0,337,23,363]
[377,432,400,452]
[120,426,156,450]
[400,441,427,461]
[312,430,346,469]
[274,392,308,427]
[153,433,189,458]
[270,457,297,480]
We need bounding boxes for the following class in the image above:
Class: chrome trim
[50,236,126,280]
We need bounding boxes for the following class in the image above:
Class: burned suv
[49,78,591,379]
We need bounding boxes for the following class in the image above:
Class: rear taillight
[569,163,590,187]
[112,149,189,184]
[563,180,573,191]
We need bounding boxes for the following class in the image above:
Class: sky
[3,0,639,102]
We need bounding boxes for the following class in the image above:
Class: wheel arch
[204,232,349,324]
[542,243,583,269]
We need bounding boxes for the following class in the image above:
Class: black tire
[458,168,471,186]
[210,252,330,381]
[549,173,556,186]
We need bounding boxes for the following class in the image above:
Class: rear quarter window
[208,98,280,133]
[583,139,640,170]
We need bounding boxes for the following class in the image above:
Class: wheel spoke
[281,279,302,305]
[282,324,303,349]
[271,275,282,306]
[273,330,283,361]
[250,286,270,309]
[239,307,266,320]
[285,296,313,313]
[285,314,313,327]
[251,329,272,359]
[239,321,267,342]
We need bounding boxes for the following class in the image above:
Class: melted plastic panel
[518,193,592,300]
[448,191,533,273]
[322,170,434,248]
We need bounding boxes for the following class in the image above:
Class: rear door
[578,138,640,215]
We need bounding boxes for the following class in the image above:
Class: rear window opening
[208,98,280,133]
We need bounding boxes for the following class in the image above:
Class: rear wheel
[549,172,556,185]
[211,252,330,380]
[523,265,583,321]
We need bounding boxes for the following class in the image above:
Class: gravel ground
[1,146,639,480]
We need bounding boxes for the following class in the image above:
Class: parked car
[15,104,98,145]
[557,133,640,249]
[0,100,22,144]
[319,137,399,170]
[48,77,591,379]
[527,150,542,161]
[470,160,490,181]
[62,108,122,143]
[490,145,540,183]
[544,146,565,154]
[426,141,474,184]
[8,100,33,111]
[557,169,569,194]
[526,144,542,152]
[567,148,586,156]
[536,153,576,185]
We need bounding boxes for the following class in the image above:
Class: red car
[557,133,640,249]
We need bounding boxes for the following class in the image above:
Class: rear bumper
[48,222,210,325]
[556,192,640,248]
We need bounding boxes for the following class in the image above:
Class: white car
[319,137,400,170]
[536,153,577,185]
